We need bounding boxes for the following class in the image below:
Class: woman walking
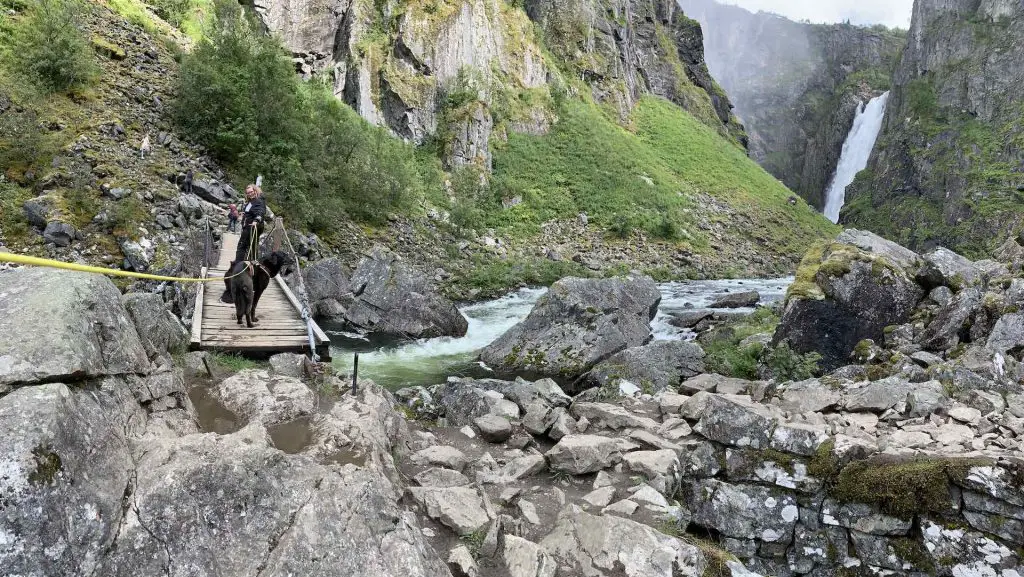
[234,184,266,263]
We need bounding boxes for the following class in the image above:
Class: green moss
[808,438,839,480]
[832,456,993,518]
[28,445,62,485]
[891,537,937,574]
[90,35,125,60]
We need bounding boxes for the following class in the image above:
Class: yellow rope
[0,252,251,283]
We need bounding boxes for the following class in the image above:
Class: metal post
[352,353,359,395]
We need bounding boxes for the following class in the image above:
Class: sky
[720,0,914,28]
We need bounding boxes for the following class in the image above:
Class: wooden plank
[189,267,207,349]
[271,217,284,251]
[275,276,331,345]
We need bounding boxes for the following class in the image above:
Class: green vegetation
[28,445,63,485]
[763,342,821,381]
[7,0,98,93]
[832,456,991,518]
[208,351,266,372]
[702,308,779,379]
[457,256,590,297]
[174,0,433,233]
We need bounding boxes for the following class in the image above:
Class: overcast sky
[720,0,914,28]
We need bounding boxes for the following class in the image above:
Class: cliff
[252,0,748,168]
[679,0,905,209]
[843,0,1024,256]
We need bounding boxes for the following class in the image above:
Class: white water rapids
[823,92,889,224]
[328,278,792,389]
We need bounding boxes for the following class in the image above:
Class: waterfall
[823,91,890,224]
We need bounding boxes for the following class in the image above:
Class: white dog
[140,133,151,159]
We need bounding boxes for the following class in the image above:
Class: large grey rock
[773,236,924,370]
[43,221,76,247]
[301,257,352,320]
[834,229,921,270]
[119,238,154,272]
[214,369,315,426]
[0,269,150,387]
[344,246,467,338]
[474,414,512,443]
[0,383,142,577]
[540,505,708,577]
[775,379,842,413]
[98,423,451,576]
[581,341,706,392]
[987,313,1024,353]
[571,402,659,430]
[480,275,661,379]
[918,286,983,351]
[407,486,490,535]
[458,377,571,413]
[121,292,189,360]
[685,479,799,543]
[841,377,941,413]
[545,434,636,475]
[690,394,777,449]
[622,450,682,495]
[503,535,557,577]
[709,291,760,309]
[917,247,982,290]
[189,178,235,204]
[437,379,520,427]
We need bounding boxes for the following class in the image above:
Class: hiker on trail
[227,203,239,232]
[140,133,151,159]
[184,169,193,194]
[234,184,265,263]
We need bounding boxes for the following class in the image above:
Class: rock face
[773,231,924,370]
[251,0,746,169]
[0,269,150,387]
[479,275,661,379]
[342,247,468,338]
[680,0,904,208]
[844,0,1024,252]
[581,340,706,392]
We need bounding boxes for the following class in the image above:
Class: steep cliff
[679,0,905,209]
[842,0,1024,256]
[251,0,747,167]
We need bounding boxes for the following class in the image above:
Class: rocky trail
[3,228,1024,576]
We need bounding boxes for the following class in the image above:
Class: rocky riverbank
[3,228,1024,576]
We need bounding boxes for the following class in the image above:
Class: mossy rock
[92,36,126,60]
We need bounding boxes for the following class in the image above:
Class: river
[327,277,792,389]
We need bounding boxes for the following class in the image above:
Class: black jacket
[242,196,266,228]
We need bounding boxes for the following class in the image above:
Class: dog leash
[0,252,252,283]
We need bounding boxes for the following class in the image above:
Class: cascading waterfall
[823,91,890,223]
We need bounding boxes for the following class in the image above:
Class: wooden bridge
[189,229,331,360]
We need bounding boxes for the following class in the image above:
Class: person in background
[184,169,194,194]
[234,184,265,263]
[227,203,239,232]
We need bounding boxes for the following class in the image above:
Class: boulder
[545,434,637,475]
[97,424,451,577]
[461,377,571,413]
[987,313,1024,353]
[121,292,189,361]
[834,229,921,270]
[709,291,760,309]
[437,379,520,427]
[916,247,982,290]
[344,247,467,338]
[410,445,468,471]
[407,486,490,535]
[119,237,154,272]
[176,193,205,221]
[190,178,235,204]
[0,268,150,387]
[580,341,706,392]
[23,197,53,228]
[474,414,512,443]
[301,257,352,320]
[841,377,922,413]
[43,221,76,247]
[918,286,983,351]
[668,310,713,328]
[503,535,557,577]
[571,402,660,430]
[540,505,708,577]
[0,383,141,577]
[268,352,306,377]
[414,468,472,488]
[214,369,315,426]
[479,275,661,379]
[690,394,777,449]
[685,479,799,543]
[773,236,924,371]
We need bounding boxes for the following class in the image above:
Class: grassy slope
[489,94,838,261]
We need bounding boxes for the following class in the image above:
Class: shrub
[150,0,193,27]
[11,0,98,93]
[762,342,821,381]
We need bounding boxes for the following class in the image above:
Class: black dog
[221,251,292,327]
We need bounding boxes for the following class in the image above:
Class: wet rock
[345,246,467,338]
[540,505,707,577]
[545,434,636,475]
[0,268,150,387]
[710,291,760,308]
[407,486,490,535]
[581,340,706,392]
[773,232,924,370]
[214,369,314,426]
[669,310,713,328]
[474,414,512,443]
[479,275,661,379]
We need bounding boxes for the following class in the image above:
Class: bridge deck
[190,232,331,360]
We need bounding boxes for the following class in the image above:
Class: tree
[13,0,98,93]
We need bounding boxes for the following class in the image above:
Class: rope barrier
[0,252,255,283]
[281,226,321,363]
